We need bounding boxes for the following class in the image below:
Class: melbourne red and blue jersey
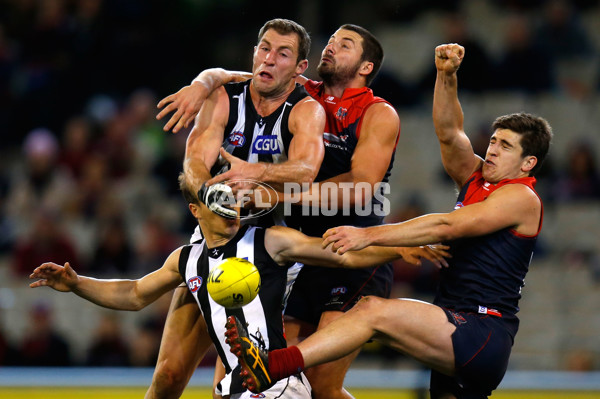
[435,169,543,336]
[296,80,399,236]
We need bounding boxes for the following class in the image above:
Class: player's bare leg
[304,310,360,399]
[145,287,213,399]
[299,296,456,376]
[282,315,316,346]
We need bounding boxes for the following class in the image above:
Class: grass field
[2,387,600,398]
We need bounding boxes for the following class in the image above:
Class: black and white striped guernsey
[178,225,302,396]
[210,80,309,176]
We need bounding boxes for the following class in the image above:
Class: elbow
[436,224,458,242]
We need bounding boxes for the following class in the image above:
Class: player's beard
[318,58,362,87]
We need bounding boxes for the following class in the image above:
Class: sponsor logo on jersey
[187,276,203,293]
[252,135,281,154]
[331,286,347,295]
[228,131,245,147]
[478,306,502,317]
[325,95,336,104]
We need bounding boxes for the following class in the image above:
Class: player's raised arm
[433,43,482,187]
[157,68,314,134]
[184,86,230,166]
[264,225,449,269]
[157,68,252,133]
[29,249,184,311]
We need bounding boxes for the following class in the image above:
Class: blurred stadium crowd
[0,0,599,370]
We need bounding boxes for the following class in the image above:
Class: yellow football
[207,257,261,308]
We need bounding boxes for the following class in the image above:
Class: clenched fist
[435,43,465,74]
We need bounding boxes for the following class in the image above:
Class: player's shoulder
[291,95,326,119]
[359,101,400,139]
[363,101,398,120]
[492,181,541,207]
[163,246,186,270]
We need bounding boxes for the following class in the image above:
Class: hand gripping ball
[207,257,261,308]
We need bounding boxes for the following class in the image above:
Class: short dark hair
[492,112,553,176]
[339,24,384,86]
[178,171,199,205]
[258,19,311,63]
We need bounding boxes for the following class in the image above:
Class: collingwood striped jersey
[179,225,302,396]
[210,80,310,176]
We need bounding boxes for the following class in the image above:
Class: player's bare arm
[157,68,252,133]
[206,97,325,189]
[157,68,313,134]
[29,248,184,310]
[184,86,230,166]
[433,43,482,187]
[292,102,399,207]
[323,183,541,254]
[264,225,449,269]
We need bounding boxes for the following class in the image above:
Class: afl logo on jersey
[252,135,281,154]
[335,106,348,121]
[228,131,245,147]
[331,287,347,295]
[454,201,464,210]
[187,276,203,293]
[250,394,266,398]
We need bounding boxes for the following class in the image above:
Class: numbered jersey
[179,225,302,396]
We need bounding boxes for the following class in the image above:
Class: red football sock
[268,346,305,380]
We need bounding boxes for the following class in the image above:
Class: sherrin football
[207,257,261,308]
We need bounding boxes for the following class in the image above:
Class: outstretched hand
[29,262,79,292]
[322,226,370,254]
[156,82,210,133]
[435,43,465,74]
[398,245,451,269]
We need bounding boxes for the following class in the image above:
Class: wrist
[191,78,211,92]
[256,163,270,181]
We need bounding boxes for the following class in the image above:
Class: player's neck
[249,81,295,117]
[199,222,238,249]
[323,78,366,98]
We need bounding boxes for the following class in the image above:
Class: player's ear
[521,155,537,174]
[359,61,373,78]
[295,59,308,76]
[189,203,202,220]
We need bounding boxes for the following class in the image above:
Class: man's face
[197,201,240,235]
[482,129,533,183]
[317,28,364,86]
[252,29,304,97]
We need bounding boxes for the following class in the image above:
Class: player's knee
[353,295,386,318]
[150,361,188,398]
[351,296,392,331]
[308,376,345,399]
